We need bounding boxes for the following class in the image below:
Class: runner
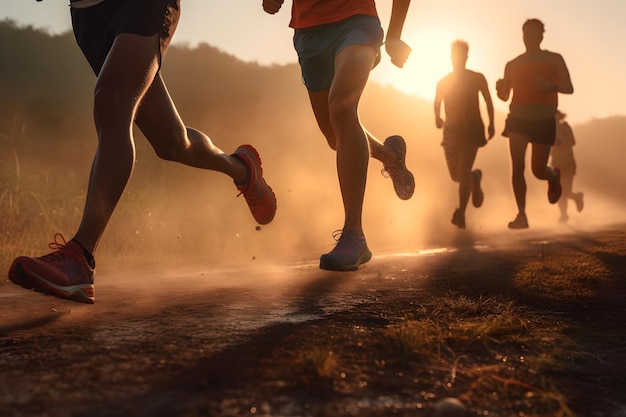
[262,0,414,271]
[434,39,495,229]
[551,109,584,223]
[8,0,277,303]
[496,18,574,229]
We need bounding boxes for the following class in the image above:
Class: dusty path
[1,225,625,417]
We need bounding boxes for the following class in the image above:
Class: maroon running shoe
[548,166,562,204]
[8,234,95,304]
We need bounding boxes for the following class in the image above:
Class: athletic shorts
[441,122,487,149]
[293,14,383,92]
[502,115,556,146]
[70,0,180,75]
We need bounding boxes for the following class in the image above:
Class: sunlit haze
[2,0,626,267]
[4,0,625,124]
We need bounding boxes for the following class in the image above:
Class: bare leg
[308,44,377,234]
[558,173,574,219]
[72,33,250,255]
[508,133,529,216]
[72,34,163,254]
[135,73,247,181]
[457,146,479,215]
[307,98,397,169]
[530,142,555,181]
[366,129,396,166]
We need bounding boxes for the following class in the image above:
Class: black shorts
[502,115,556,146]
[70,0,180,75]
[441,122,487,149]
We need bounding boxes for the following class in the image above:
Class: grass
[384,294,578,415]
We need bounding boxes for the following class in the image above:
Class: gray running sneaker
[381,135,415,200]
[319,228,372,271]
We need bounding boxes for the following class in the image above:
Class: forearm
[434,99,441,118]
[386,0,410,41]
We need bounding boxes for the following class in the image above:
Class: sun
[373,28,457,100]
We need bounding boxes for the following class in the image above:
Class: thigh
[95,33,161,116]
[135,72,186,145]
[457,144,479,178]
[330,44,377,105]
[442,136,460,181]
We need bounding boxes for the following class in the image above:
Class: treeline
[0,20,432,160]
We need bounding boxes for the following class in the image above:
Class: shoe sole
[9,262,95,304]
[384,136,415,200]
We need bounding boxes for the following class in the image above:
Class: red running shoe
[234,145,277,225]
[8,234,95,304]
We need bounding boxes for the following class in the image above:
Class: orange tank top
[509,52,559,119]
[290,0,378,29]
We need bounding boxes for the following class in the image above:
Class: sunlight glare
[376,28,456,100]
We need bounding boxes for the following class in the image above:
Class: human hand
[385,39,411,68]
[435,117,444,129]
[495,78,505,93]
[263,0,284,14]
[487,123,495,140]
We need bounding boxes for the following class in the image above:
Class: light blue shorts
[293,15,383,92]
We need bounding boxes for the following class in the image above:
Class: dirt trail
[1,225,625,417]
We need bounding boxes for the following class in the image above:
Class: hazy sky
[4,1,626,124]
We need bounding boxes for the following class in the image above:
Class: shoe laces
[329,229,364,253]
[48,233,69,251]
[41,233,80,261]
[237,185,262,207]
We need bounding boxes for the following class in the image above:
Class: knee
[329,95,358,125]
[93,82,133,129]
[323,131,338,151]
[531,164,547,179]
